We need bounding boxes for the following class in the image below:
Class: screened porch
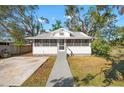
[34,39,90,46]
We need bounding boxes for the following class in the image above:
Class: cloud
[38,18,45,23]
[63,15,71,19]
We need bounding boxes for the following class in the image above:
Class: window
[66,39,73,46]
[35,39,41,46]
[66,39,89,46]
[59,32,64,36]
[49,39,57,46]
[81,39,89,46]
[74,39,81,46]
[35,39,57,46]
[84,39,89,43]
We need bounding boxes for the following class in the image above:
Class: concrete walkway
[0,56,48,86]
[46,51,74,87]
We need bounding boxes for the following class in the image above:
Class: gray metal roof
[25,28,93,40]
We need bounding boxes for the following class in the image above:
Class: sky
[36,5,124,30]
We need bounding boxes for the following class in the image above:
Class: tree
[0,5,50,55]
[39,17,49,33]
[51,20,62,31]
[0,5,49,39]
[64,5,83,31]
[118,6,124,15]
[92,39,111,57]
[82,6,118,41]
[97,5,124,15]
[112,26,124,46]
[95,5,124,45]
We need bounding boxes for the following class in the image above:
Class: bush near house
[91,40,111,57]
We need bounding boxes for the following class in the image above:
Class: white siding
[33,46,57,55]
[67,46,91,55]
[33,46,91,55]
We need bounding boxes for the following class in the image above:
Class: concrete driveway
[0,56,48,87]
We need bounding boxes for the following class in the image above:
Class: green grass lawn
[21,56,56,87]
[68,56,124,87]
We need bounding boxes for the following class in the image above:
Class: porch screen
[66,39,89,46]
[35,39,57,46]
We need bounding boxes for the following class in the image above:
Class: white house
[26,28,93,55]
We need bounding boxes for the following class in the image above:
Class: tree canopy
[0,5,123,46]
[51,20,62,31]
[0,5,49,43]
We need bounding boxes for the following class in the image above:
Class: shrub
[91,40,110,57]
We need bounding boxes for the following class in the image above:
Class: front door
[58,39,65,51]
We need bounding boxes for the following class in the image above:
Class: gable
[53,30,71,37]
[26,28,93,39]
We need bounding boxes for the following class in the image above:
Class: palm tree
[51,20,62,30]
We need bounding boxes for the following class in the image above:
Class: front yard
[22,56,56,87]
[68,56,124,87]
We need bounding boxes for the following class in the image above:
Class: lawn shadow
[102,54,124,86]
[50,77,74,87]
[73,72,102,86]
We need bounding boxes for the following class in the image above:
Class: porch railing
[67,47,74,56]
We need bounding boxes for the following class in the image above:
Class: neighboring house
[26,28,93,55]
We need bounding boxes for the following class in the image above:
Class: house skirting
[33,46,91,55]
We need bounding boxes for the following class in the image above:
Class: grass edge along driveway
[22,56,56,87]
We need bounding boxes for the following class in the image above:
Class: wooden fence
[0,44,32,56]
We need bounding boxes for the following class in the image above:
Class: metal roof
[25,28,93,40]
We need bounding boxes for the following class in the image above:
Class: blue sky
[36,5,124,30]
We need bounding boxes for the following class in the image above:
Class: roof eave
[25,37,92,39]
